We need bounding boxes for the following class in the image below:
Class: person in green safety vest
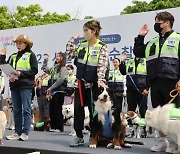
[36,71,50,122]
[64,64,76,105]
[120,56,149,118]
[108,58,126,112]
[42,52,68,133]
[0,34,38,141]
[0,69,5,111]
[133,11,180,153]
[66,20,109,147]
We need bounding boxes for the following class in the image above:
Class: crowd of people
[0,11,179,153]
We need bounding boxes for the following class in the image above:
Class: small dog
[5,97,15,130]
[34,116,51,131]
[89,87,131,150]
[145,104,180,153]
[0,111,7,145]
[62,103,90,136]
[125,111,158,138]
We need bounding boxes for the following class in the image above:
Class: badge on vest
[91,51,98,59]
[167,40,175,50]
[22,55,29,61]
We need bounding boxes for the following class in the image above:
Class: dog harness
[168,104,180,120]
[138,118,146,127]
[36,122,44,128]
[103,110,113,139]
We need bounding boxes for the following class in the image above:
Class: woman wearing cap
[0,34,38,141]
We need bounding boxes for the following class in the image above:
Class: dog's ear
[145,110,152,119]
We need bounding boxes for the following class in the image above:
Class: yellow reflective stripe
[160,53,179,59]
[77,59,86,64]
[146,55,158,61]
[136,71,147,75]
[16,67,31,71]
[87,61,98,66]
[167,37,180,41]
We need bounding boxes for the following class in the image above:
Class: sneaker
[70,137,84,147]
[166,140,178,153]
[151,138,167,152]
[49,128,60,132]
[19,133,28,141]
[6,133,20,140]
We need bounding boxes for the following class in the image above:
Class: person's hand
[98,82,108,89]
[14,71,21,77]
[142,89,149,96]
[139,24,149,36]
[121,52,127,61]
[0,47,7,55]
[73,34,80,39]
[175,80,180,93]
[122,91,127,97]
[44,54,50,60]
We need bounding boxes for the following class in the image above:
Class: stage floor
[0,126,164,154]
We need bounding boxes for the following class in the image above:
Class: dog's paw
[0,140,3,145]
[114,145,122,150]
[89,144,97,148]
[124,143,132,148]
[107,143,113,149]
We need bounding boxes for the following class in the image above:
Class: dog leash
[168,89,179,104]
[78,79,84,106]
[90,87,97,118]
[127,74,142,94]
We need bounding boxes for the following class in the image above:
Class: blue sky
[0,0,151,19]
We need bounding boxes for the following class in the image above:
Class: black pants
[111,94,123,112]
[37,95,49,122]
[127,90,147,118]
[74,82,98,138]
[151,78,178,108]
[49,92,65,131]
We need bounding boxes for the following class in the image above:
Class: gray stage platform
[0,126,165,154]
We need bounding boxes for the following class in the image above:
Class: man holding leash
[133,11,180,153]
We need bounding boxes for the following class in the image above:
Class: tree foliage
[0,4,71,30]
[121,0,180,14]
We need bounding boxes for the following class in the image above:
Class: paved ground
[0,126,165,154]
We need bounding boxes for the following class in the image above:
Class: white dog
[145,104,180,154]
[62,103,90,136]
[94,88,112,125]
[125,111,158,138]
[0,111,7,145]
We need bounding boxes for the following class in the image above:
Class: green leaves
[121,0,180,14]
[0,4,71,30]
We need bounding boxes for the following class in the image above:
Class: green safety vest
[10,52,31,71]
[126,58,147,75]
[145,32,179,61]
[145,32,180,80]
[168,104,180,120]
[67,74,76,88]
[50,66,61,80]
[108,69,124,82]
[41,76,50,86]
[76,39,105,82]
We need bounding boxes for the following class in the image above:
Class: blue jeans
[11,88,32,135]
